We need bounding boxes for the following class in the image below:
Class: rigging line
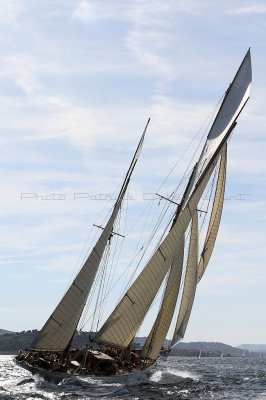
[62,224,100,297]
[93,239,113,330]
[169,104,217,205]
[107,186,130,282]
[68,135,142,289]
[119,200,173,291]
[79,240,151,330]
[115,190,176,299]
[172,166,219,329]
[80,207,123,331]
[79,156,217,331]
[129,224,191,340]
[166,221,196,340]
[134,272,169,333]
[98,208,125,326]
[79,202,174,330]
[83,203,187,334]
[120,203,174,297]
[78,209,121,331]
[85,193,128,330]
[83,100,222,316]
[104,196,130,305]
[79,184,129,269]
[78,250,105,331]
[102,220,121,295]
[151,125,215,249]
[78,199,138,331]
[68,175,126,289]
[95,242,112,331]
[169,169,217,332]
[156,95,223,195]
[90,242,110,332]
[197,163,219,251]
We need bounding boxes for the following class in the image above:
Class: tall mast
[30,119,150,352]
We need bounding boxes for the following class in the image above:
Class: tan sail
[95,153,219,349]
[198,145,227,282]
[140,234,185,360]
[31,120,149,351]
[171,212,199,347]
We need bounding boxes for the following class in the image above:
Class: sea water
[0,355,265,399]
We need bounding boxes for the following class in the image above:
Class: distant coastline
[0,329,265,357]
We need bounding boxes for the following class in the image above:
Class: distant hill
[0,330,91,354]
[132,339,245,355]
[0,330,263,356]
[132,336,171,348]
[238,344,266,353]
[0,329,13,336]
[173,341,244,355]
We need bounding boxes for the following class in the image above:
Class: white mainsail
[31,120,149,351]
[140,234,185,360]
[198,144,227,282]
[171,212,199,347]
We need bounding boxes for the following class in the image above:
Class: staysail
[31,119,150,351]
[140,234,185,360]
[171,212,199,347]
[198,144,227,282]
[95,153,219,349]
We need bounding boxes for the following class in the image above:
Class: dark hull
[15,358,155,384]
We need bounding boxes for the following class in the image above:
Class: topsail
[182,49,251,206]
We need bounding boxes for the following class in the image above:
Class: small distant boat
[15,49,252,382]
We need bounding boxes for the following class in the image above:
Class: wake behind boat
[15,49,252,381]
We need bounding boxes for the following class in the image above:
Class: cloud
[227,5,266,14]
[0,0,25,27]
[0,0,265,341]
[0,54,42,96]
[125,1,177,89]
[0,307,50,313]
[73,0,94,22]
[48,278,69,284]
[9,274,30,279]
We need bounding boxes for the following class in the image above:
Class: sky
[0,0,265,347]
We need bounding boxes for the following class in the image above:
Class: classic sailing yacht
[15,49,252,381]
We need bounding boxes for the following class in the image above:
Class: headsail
[140,234,185,360]
[31,119,150,351]
[171,211,199,347]
[198,144,227,282]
